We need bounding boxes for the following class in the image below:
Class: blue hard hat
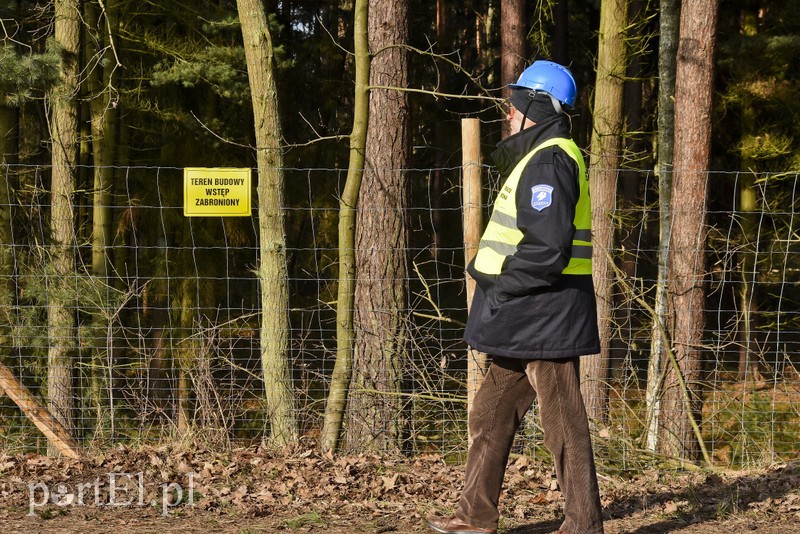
[508,60,577,107]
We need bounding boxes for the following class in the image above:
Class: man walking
[426,60,604,534]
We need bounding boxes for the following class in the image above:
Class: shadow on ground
[505,462,800,533]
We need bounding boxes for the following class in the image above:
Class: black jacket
[463,114,600,359]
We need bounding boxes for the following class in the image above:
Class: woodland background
[0,0,799,472]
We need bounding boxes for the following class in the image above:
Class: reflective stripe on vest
[473,137,592,275]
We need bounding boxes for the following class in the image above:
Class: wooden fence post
[461,118,486,424]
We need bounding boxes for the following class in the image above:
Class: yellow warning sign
[184,168,251,217]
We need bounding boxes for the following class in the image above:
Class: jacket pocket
[484,287,512,318]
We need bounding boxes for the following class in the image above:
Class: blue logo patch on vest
[531,184,554,211]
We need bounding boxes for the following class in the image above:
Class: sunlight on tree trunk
[237,0,297,447]
[583,0,627,428]
[659,0,720,463]
[321,0,369,454]
[645,0,680,452]
[345,0,411,453]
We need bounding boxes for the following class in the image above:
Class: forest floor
[0,443,798,534]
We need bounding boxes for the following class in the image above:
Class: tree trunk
[0,0,18,361]
[0,105,16,363]
[237,0,297,447]
[88,0,118,283]
[176,275,197,434]
[658,0,720,463]
[85,0,120,438]
[320,0,369,454]
[479,2,499,82]
[582,0,627,427]
[430,0,449,259]
[645,0,679,452]
[620,0,645,281]
[0,0,18,161]
[47,0,81,451]
[552,0,570,65]
[500,0,526,139]
[0,106,18,164]
[345,0,410,452]
[736,2,762,384]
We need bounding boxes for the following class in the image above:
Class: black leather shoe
[426,515,497,534]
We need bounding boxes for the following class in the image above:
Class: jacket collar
[491,114,572,178]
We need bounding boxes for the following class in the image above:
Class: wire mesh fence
[0,163,798,468]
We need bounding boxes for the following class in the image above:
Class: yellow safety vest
[473,137,592,275]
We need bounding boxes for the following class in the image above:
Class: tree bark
[176,275,197,434]
[552,0,570,65]
[658,0,720,462]
[237,0,297,447]
[0,106,16,364]
[0,0,18,161]
[320,0,370,454]
[736,1,762,384]
[0,0,18,364]
[0,106,18,164]
[345,0,411,452]
[582,0,627,427]
[47,0,81,452]
[85,0,120,438]
[620,0,645,281]
[430,0,449,259]
[645,0,680,452]
[500,0,526,139]
[87,0,118,284]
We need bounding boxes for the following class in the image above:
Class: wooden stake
[461,118,486,423]
[0,363,81,458]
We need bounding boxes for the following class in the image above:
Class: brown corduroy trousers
[455,356,604,534]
